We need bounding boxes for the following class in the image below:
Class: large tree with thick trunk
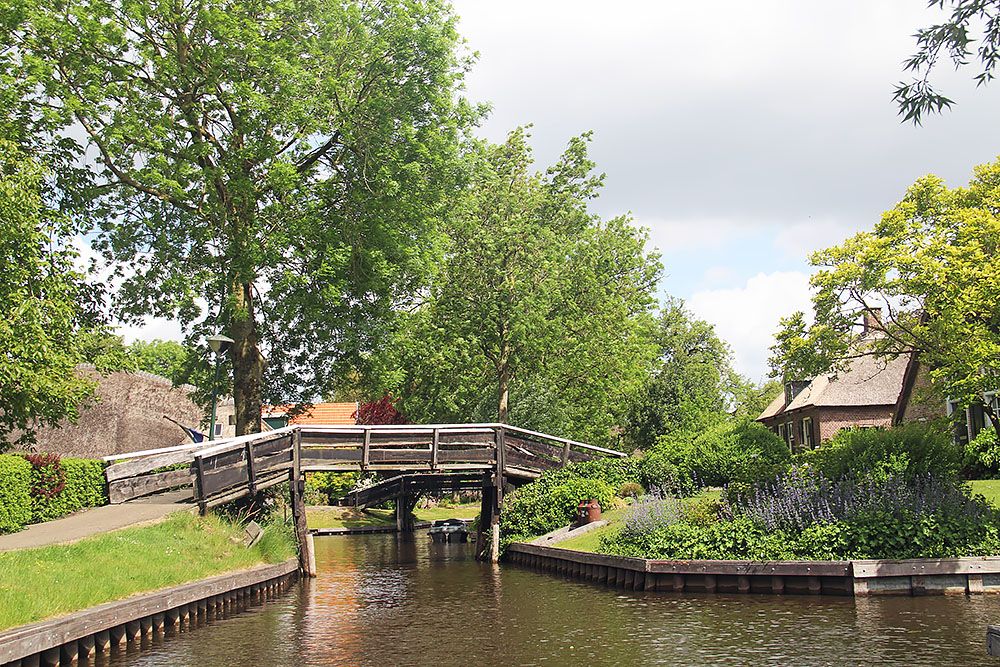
[1,0,473,434]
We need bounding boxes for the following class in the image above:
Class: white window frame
[801,417,814,449]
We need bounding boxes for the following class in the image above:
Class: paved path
[0,490,195,552]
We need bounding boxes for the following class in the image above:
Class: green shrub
[0,455,32,534]
[963,427,1000,479]
[29,457,107,522]
[305,472,358,505]
[651,418,789,487]
[618,482,644,499]
[800,422,960,482]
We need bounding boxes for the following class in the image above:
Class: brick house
[758,353,913,451]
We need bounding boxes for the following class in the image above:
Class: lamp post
[207,333,234,441]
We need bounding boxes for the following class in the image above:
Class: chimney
[862,308,882,335]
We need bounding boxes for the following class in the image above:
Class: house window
[801,417,814,449]
[785,421,796,451]
[946,398,970,446]
[214,423,223,437]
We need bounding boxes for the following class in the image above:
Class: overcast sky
[124,1,1000,382]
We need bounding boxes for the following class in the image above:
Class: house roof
[264,402,358,425]
[758,352,911,420]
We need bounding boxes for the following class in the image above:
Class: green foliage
[2,0,476,434]
[0,455,31,534]
[500,457,645,543]
[31,457,108,523]
[128,340,191,385]
[0,141,96,448]
[893,1,1000,123]
[618,482,644,499]
[651,418,790,487]
[963,427,1000,479]
[600,509,1000,561]
[623,299,738,449]
[799,423,960,482]
[356,129,661,445]
[770,159,1000,430]
[304,472,358,505]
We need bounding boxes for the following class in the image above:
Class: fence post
[362,428,371,470]
[561,440,570,467]
[245,440,257,495]
[194,455,207,515]
[431,428,440,471]
[289,428,315,577]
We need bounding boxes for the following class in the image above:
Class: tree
[894,0,1000,123]
[770,158,1000,434]
[0,142,95,447]
[622,299,739,449]
[128,340,191,386]
[2,0,473,435]
[359,129,661,445]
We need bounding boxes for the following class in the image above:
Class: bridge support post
[476,472,502,563]
[290,430,316,577]
[395,477,417,532]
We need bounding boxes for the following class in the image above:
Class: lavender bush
[623,488,684,534]
[724,467,989,532]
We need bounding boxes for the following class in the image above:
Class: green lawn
[552,507,626,552]
[307,502,481,530]
[969,479,1000,507]
[0,512,296,631]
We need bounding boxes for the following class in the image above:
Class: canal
[108,531,1000,666]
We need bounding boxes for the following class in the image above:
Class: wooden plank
[430,449,494,464]
[200,447,246,472]
[194,456,206,510]
[0,560,298,664]
[108,468,193,504]
[367,449,433,463]
[253,436,293,458]
[105,449,196,482]
[504,449,560,471]
[300,448,362,462]
[201,463,249,498]
[851,557,1000,578]
[245,441,257,493]
[362,430,371,468]
[255,451,293,474]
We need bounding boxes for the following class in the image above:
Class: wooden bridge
[104,423,625,566]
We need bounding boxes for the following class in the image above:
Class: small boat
[428,518,470,543]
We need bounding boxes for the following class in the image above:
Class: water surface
[108,531,1000,666]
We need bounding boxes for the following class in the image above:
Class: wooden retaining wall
[0,560,298,667]
[988,625,1000,656]
[506,543,1000,597]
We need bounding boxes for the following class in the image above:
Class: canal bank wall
[0,559,298,667]
[506,543,1000,597]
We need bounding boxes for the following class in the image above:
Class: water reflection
[109,531,1000,666]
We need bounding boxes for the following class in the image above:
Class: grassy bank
[970,479,1000,507]
[0,512,296,631]
[307,502,480,530]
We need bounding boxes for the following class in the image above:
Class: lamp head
[207,333,235,355]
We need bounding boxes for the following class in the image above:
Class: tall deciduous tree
[769,158,1000,433]
[622,299,739,449]
[359,129,661,445]
[0,142,95,447]
[1,0,473,435]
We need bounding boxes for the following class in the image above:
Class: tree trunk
[497,363,510,424]
[229,281,264,436]
[985,403,1000,439]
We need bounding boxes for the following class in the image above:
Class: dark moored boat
[428,518,469,543]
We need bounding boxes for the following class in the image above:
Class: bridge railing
[104,423,625,509]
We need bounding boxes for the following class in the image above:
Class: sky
[122,0,1000,382]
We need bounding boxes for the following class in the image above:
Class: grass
[306,502,481,529]
[0,512,296,632]
[551,489,723,554]
[969,479,1000,507]
[552,507,626,553]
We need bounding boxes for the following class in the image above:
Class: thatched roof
[758,353,910,420]
[9,365,204,458]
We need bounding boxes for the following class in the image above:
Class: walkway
[0,489,193,552]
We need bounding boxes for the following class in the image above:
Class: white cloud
[773,219,862,259]
[638,217,758,254]
[688,271,812,381]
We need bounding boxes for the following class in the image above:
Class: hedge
[0,455,32,534]
[0,454,107,534]
[30,458,108,523]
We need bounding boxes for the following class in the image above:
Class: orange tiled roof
[264,402,358,425]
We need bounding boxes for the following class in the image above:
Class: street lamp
[207,333,234,441]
